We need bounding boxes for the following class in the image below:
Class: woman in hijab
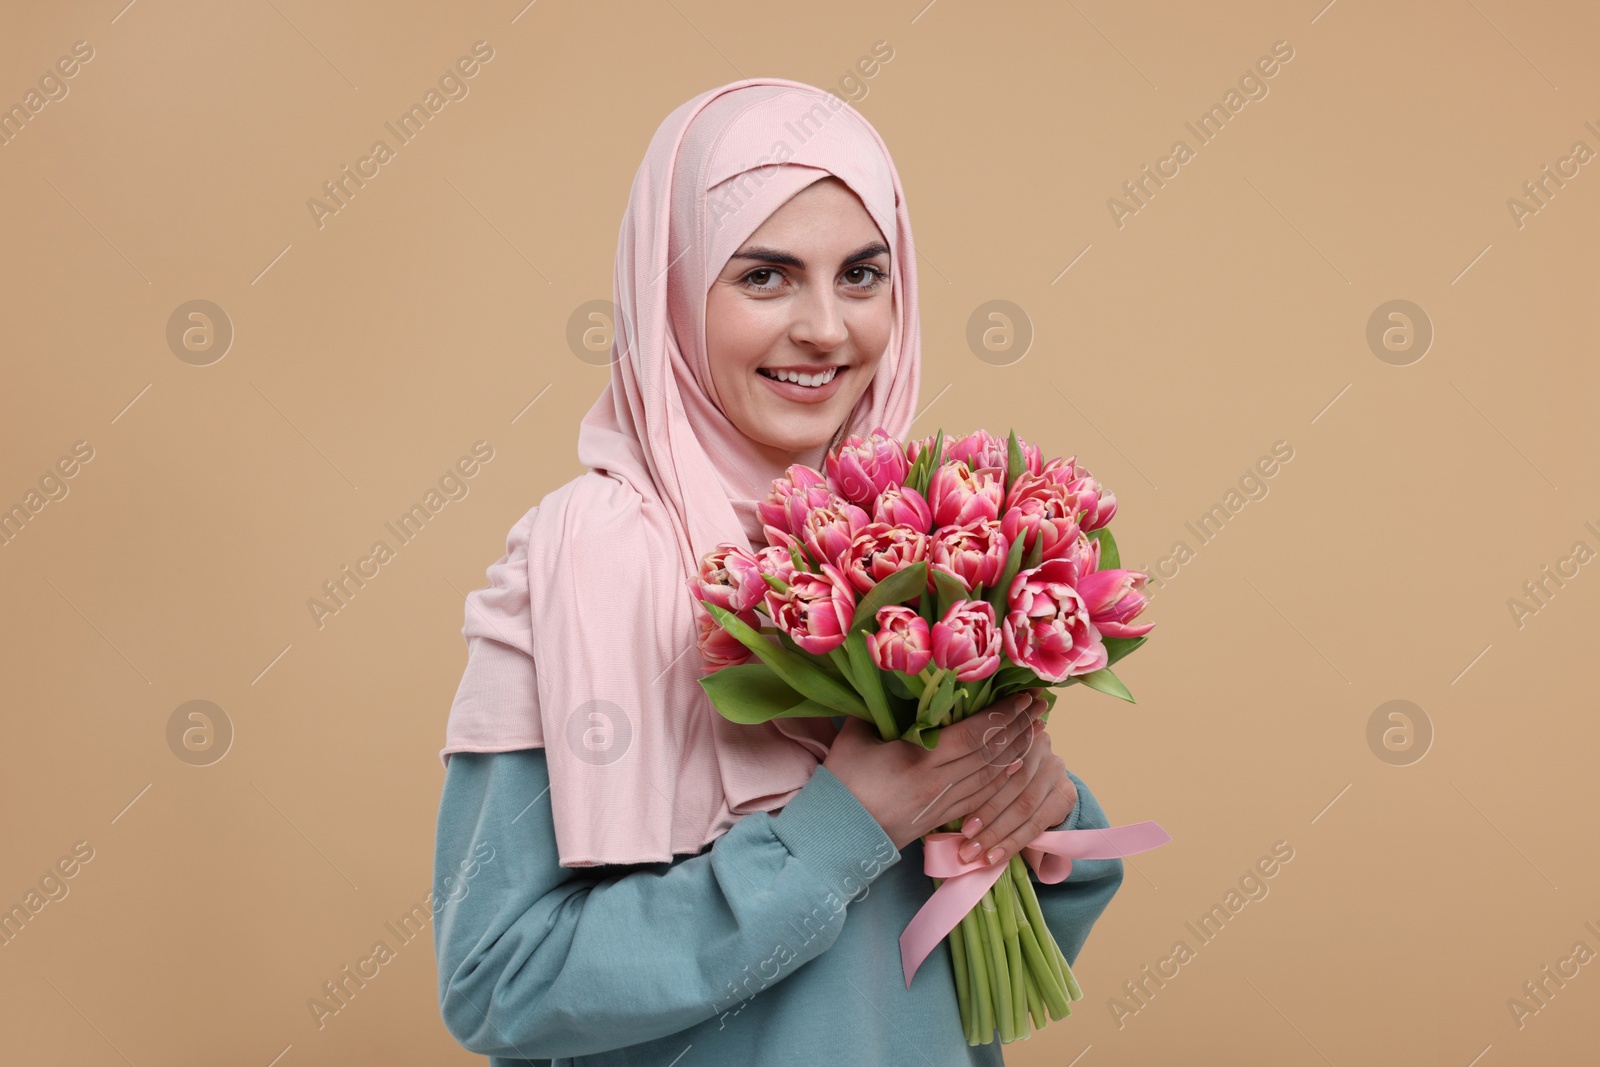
[433,78,1126,1065]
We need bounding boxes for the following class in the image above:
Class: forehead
[739,180,887,251]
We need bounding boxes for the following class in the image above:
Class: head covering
[440,77,922,867]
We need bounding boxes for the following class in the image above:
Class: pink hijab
[440,78,922,867]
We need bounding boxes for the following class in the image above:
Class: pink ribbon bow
[900,820,1172,987]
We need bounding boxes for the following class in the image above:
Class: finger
[930,694,1032,767]
[955,723,1066,849]
[983,768,1076,868]
[961,740,1078,867]
[916,693,1047,826]
[924,757,1014,831]
[932,711,1045,831]
[924,708,1041,827]
[958,696,1046,773]
[951,728,1044,853]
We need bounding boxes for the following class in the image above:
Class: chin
[757,426,834,454]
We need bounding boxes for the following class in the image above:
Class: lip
[757,365,849,404]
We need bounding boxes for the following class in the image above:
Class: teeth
[761,367,838,387]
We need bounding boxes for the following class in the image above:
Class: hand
[823,690,1050,851]
[952,710,1076,870]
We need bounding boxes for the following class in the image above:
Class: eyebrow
[727,241,891,270]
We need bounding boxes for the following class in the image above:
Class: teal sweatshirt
[433,742,1124,1066]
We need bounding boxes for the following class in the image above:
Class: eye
[843,265,889,292]
[739,267,786,291]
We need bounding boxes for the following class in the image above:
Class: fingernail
[1031,721,1045,736]
[985,846,1005,866]
[959,840,982,863]
[961,816,982,838]
[1005,758,1024,775]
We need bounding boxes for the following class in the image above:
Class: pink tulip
[929,519,1010,593]
[689,543,768,614]
[931,599,1002,682]
[840,523,929,596]
[1038,456,1117,532]
[1002,559,1107,682]
[906,433,948,468]
[1000,468,1082,561]
[1076,568,1155,638]
[867,606,932,674]
[1068,472,1117,531]
[763,562,857,655]
[1054,530,1100,578]
[926,461,1005,528]
[758,464,831,535]
[696,608,757,672]
[944,430,1004,472]
[826,428,909,508]
[872,484,932,533]
[1038,454,1078,484]
[788,493,872,571]
[753,544,800,589]
[946,430,1043,478]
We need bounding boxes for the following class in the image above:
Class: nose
[788,286,848,352]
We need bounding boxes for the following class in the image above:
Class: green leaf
[985,534,1027,620]
[1087,527,1120,570]
[826,645,860,690]
[849,561,929,633]
[930,567,969,620]
[1005,429,1025,496]
[992,664,1040,690]
[843,629,898,740]
[883,669,920,701]
[1022,535,1043,571]
[922,669,957,726]
[1102,635,1147,669]
[900,720,946,750]
[905,439,929,497]
[697,665,844,724]
[970,675,996,714]
[699,601,869,717]
[1074,667,1135,703]
[910,428,945,498]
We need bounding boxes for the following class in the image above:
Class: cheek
[707,299,776,380]
[853,300,895,365]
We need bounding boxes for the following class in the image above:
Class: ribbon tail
[1022,820,1174,884]
[899,865,1003,989]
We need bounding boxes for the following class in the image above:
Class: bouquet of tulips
[687,427,1154,1045]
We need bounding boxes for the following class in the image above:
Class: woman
[433,78,1125,1066]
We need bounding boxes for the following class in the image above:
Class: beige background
[2,0,1596,1064]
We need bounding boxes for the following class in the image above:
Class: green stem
[978,888,1014,1043]
[1010,858,1067,994]
[1017,916,1070,1020]
[993,864,1027,1041]
[914,667,942,726]
[1023,966,1046,1033]
[959,908,993,1043]
[1056,940,1083,1001]
[939,878,976,1045]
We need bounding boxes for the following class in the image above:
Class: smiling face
[705,176,894,462]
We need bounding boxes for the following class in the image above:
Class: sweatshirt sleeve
[1028,770,1126,967]
[433,746,901,1062]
